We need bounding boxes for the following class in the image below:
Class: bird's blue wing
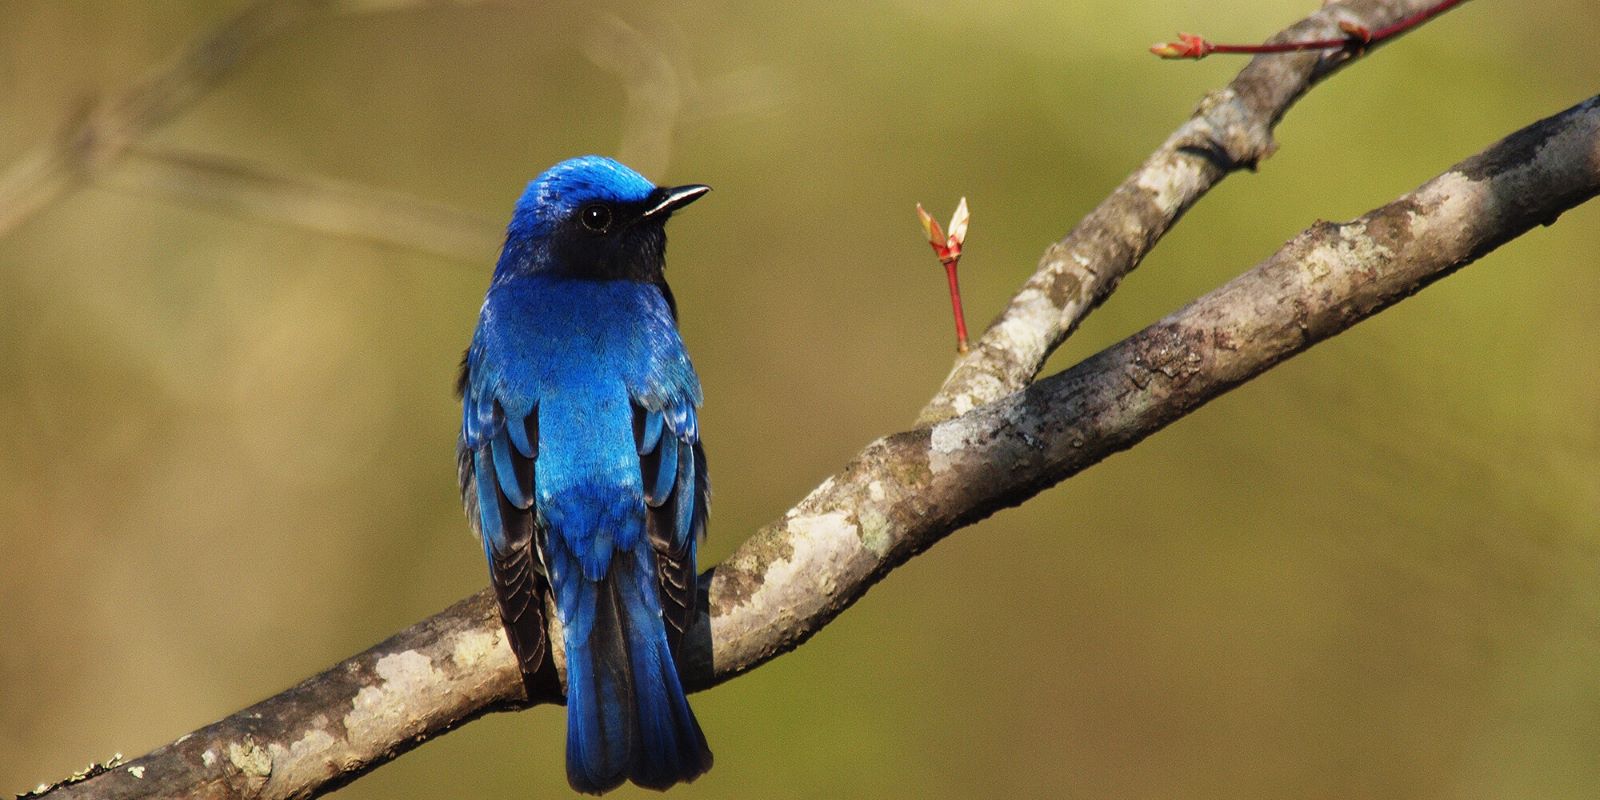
[634,400,708,650]
[458,346,548,683]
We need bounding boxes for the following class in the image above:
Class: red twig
[917,199,971,354]
[1151,0,1466,59]
[943,259,969,354]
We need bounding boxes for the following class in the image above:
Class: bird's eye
[579,204,613,233]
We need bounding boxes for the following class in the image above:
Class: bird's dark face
[498,156,709,283]
[542,182,711,282]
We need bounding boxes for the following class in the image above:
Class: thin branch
[103,146,504,262]
[917,199,973,353]
[917,0,1468,425]
[327,0,507,13]
[39,93,1600,800]
[585,15,683,179]
[1151,0,1468,58]
[0,0,783,259]
[0,0,513,244]
[0,0,328,240]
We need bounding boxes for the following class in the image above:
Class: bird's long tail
[563,545,712,794]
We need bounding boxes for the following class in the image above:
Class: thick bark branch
[917,0,1472,424]
[40,92,1600,800]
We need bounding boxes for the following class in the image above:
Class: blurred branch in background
[0,0,325,240]
[918,0,1471,425]
[37,87,1600,800]
[104,146,503,263]
[586,15,682,178]
[585,13,783,177]
[0,0,779,259]
[327,0,505,13]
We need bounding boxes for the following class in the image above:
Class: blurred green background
[4,1,1599,797]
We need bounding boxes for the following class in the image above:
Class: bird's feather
[458,404,548,686]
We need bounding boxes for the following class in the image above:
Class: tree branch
[917,0,1471,424]
[102,146,504,262]
[1151,0,1468,59]
[0,0,329,241]
[0,0,504,243]
[39,8,772,264]
[39,90,1600,799]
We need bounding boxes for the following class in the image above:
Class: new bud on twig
[917,198,971,354]
[1150,32,1212,59]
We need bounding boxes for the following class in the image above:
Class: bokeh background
[4,1,1599,797]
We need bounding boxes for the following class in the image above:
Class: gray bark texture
[917,0,1466,424]
[41,4,1600,800]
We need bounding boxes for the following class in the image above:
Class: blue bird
[457,156,713,793]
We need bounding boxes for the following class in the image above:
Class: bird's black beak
[641,184,711,220]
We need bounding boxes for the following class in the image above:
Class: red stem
[1163,0,1465,57]
[1361,0,1466,40]
[943,259,969,354]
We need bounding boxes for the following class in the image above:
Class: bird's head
[497,155,710,281]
